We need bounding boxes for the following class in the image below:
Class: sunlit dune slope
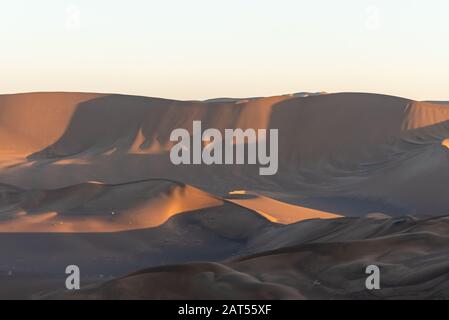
[3,91,449,300]
[2,92,449,163]
[0,93,105,154]
[1,92,449,214]
[0,179,223,232]
[227,191,340,224]
[0,178,336,233]
[0,194,273,296]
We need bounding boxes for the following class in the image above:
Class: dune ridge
[0,179,224,232]
[226,190,341,224]
[1,92,449,215]
[0,178,336,233]
[1,91,449,299]
[47,215,449,300]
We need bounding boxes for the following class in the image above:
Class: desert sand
[226,190,340,224]
[0,92,448,299]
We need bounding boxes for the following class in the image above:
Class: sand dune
[3,197,449,299]
[0,179,331,232]
[0,93,104,154]
[0,179,225,232]
[0,92,448,214]
[1,91,449,299]
[49,215,449,300]
[0,199,272,299]
[227,191,340,224]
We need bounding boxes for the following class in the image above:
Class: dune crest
[442,139,449,149]
[46,215,449,300]
[227,191,341,224]
[0,180,224,232]
[1,92,449,214]
[1,91,449,299]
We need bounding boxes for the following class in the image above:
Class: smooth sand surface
[0,180,222,232]
[227,191,340,224]
[1,92,449,214]
[50,215,449,300]
[1,92,449,299]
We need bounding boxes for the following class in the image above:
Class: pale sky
[1,0,448,100]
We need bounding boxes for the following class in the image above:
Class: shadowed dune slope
[2,92,449,300]
[0,197,273,299]
[2,178,449,299]
[1,92,449,215]
[50,215,449,300]
[0,179,225,232]
[0,179,333,233]
[2,92,448,164]
[0,93,105,154]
